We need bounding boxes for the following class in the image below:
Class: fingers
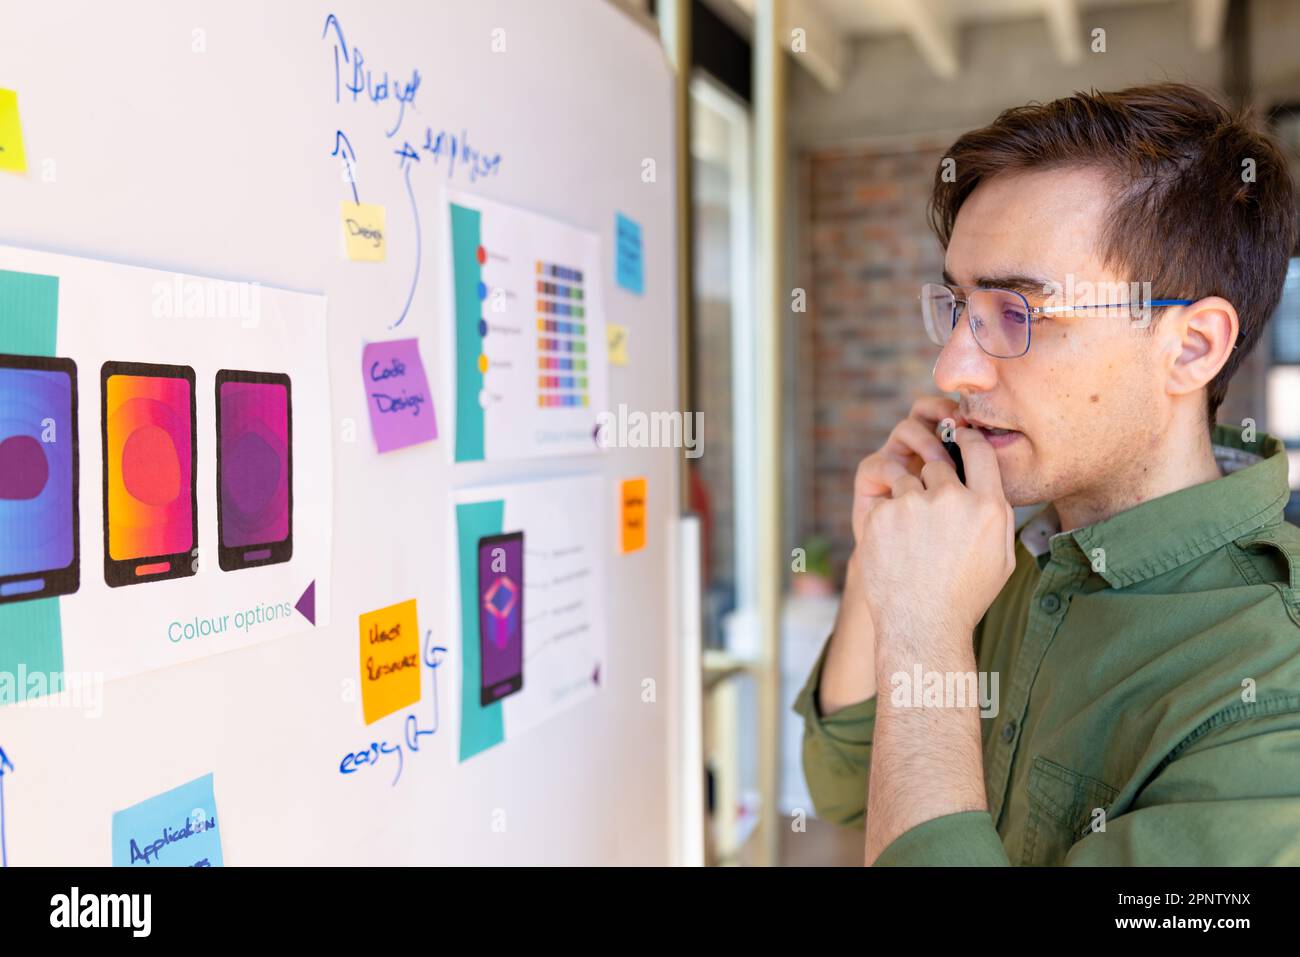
[852,457,911,543]
[952,426,1004,497]
[861,397,966,489]
[889,471,924,498]
[883,416,950,466]
[909,395,964,428]
[919,458,961,489]
[851,395,971,538]
[855,455,912,498]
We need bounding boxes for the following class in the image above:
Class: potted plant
[792,534,837,598]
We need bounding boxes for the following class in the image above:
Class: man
[794,83,1300,866]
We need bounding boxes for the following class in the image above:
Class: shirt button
[1001,720,1017,743]
[1040,593,1062,614]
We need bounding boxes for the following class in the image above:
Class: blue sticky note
[112,773,223,867]
[615,213,644,295]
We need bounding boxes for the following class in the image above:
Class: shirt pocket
[1021,756,1119,866]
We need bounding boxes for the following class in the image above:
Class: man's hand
[819,396,968,715]
[853,425,1016,643]
[858,425,1017,865]
[850,396,967,549]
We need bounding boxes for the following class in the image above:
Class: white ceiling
[711,0,1228,88]
[815,0,1164,35]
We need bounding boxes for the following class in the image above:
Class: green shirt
[794,424,1300,865]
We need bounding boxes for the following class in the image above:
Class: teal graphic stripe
[457,499,504,760]
[0,268,64,702]
[451,204,485,462]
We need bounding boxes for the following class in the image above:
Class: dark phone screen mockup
[478,531,523,705]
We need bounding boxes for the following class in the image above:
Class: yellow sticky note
[621,477,647,554]
[0,89,28,174]
[341,201,386,261]
[359,599,421,724]
[607,324,629,366]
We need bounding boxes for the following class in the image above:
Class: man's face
[935,165,1171,509]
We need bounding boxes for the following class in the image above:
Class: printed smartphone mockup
[101,361,198,587]
[0,354,79,604]
[215,370,292,571]
[478,531,524,705]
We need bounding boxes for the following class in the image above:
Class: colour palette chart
[442,188,608,463]
[535,262,590,409]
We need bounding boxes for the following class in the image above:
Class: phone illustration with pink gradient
[215,370,293,571]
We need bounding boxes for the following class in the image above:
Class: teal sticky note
[457,498,505,761]
[615,212,644,295]
[0,268,64,704]
[111,773,223,867]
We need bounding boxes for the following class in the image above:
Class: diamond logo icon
[483,576,518,649]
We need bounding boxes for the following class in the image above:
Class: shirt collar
[1017,424,1293,588]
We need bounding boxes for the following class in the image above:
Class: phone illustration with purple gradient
[478,531,524,705]
[215,370,293,571]
[0,354,79,604]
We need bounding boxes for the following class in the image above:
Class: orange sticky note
[341,201,386,261]
[359,599,421,724]
[620,478,647,554]
[0,89,28,174]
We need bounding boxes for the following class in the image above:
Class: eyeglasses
[919,282,1195,358]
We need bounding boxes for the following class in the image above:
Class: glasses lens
[920,283,956,347]
[968,288,1031,358]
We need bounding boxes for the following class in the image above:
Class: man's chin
[993,463,1045,509]
[1001,485,1045,509]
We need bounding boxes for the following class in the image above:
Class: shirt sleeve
[791,635,878,828]
[1063,712,1300,866]
[873,810,1011,866]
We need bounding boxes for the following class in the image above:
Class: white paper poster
[453,474,606,760]
[0,245,332,691]
[440,189,609,463]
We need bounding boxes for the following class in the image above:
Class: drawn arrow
[333,131,360,206]
[0,746,13,868]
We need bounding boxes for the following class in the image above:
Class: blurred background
[615,0,1300,865]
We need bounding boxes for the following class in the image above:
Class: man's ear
[1165,296,1238,399]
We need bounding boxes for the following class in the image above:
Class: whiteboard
[0,0,681,865]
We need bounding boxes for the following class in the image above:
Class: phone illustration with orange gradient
[101,361,198,587]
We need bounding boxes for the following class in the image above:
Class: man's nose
[933,310,999,396]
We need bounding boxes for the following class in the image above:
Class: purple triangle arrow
[295,581,316,626]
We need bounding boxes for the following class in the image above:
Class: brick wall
[796,140,950,578]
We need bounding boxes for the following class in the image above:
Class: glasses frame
[922,282,1196,359]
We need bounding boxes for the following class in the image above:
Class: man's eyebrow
[943,270,1056,296]
[976,274,1055,295]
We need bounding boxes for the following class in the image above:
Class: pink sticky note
[362,338,438,453]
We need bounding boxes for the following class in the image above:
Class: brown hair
[929,82,1298,423]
